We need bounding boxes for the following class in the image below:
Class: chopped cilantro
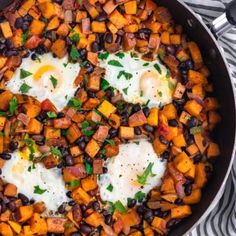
[137,162,156,185]
[0,111,6,116]
[80,60,87,68]
[50,75,58,89]
[140,91,144,97]
[158,51,165,61]
[61,129,68,136]
[166,69,171,78]
[130,52,138,58]
[63,62,68,68]
[81,121,89,129]
[134,141,140,145]
[108,60,123,67]
[117,70,133,80]
[106,184,113,192]
[135,191,145,202]
[47,111,57,118]
[21,31,29,44]
[184,115,191,120]
[100,148,107,155]
[70,45,80,61]
[27,163,36,172]
[143,63,149,67]
[51,146,62,158]
[20,69,32,79]
[190,126,202,135]
[107,201,115,214]
[85,162,93,174]
[158,90,163,97]
[67,98,82,110]
[82,129,95,137]
[105,139,115,145]
[9,96,17,115]
[154,63,162,74]
[122,87,128,95]
[116,102,123,110]
[101,79,110,91]
[70,180,80,187]
[98,52,109,60]
[116,52,125,59]
[70,33,80,43]
[167,79,175,91]
[22,138,35,161]
[114,200,126,213]
[33,185,47,195]
[19,83,32,94]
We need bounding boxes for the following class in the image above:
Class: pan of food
[0,0,235,235]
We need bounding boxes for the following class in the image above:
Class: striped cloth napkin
[182,0,236,235]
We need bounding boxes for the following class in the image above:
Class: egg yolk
[33,65,56,80]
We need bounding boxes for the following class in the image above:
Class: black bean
[57,162,63,169]
[86,63,94,73]
[105,214,113,225]
[79,48,87,60]
[84,155,93,164]
[23,14,33,22]
[0,153,11,160]
[108,127,117,139]
[66,191,72,198]
[143,107,150,117]
[166,45,176,55]
[35,141,45,146]
[35,45,46,55]
[57,112,65,118]
[36,111,47,122]
[80,204,87,212]
[0,16,5,23]
[166,219,179,229]
[91,41,99,53]
[44,31,53,40]
[105,33,113,44]
[179,62,187,70]
[120,117,128,126]
[162,211,169,217]
[105,89,113,98]
[5,39,13,49]
[5,50,18,57]
[78,141,86,150]
[134,127,142,135]
[68,200,76,206]
[159,135,168,145]
[18,193,29,205]
[1,202,7,213]
[143,124,154,133]
[75,136,85,145]
[184,184,192,196]
[53,0,63,4]
[102,209,109,216]
[80,223,92,234]
[115,35,122,45]
[138,28,152,35]
[193,154,202,164]
[65,155,74,166]
[92,201,100,211]
[9,141,18,152]
[8,201,16,212]
[103,167,108,173]
[205,166,212,179]
[0,168,2,175]
[168,119,178,127]
[144,209,153,221]
[174,198,183,205]
[154,232,162,236]
[84,136,90,143]
[71,232,82,236]
[22,22,30,32]
[31,53,38,61]
[96,12,107,22]
[58,203,66,214]
[187,117,198,128]
[30,199,35,204]
[87,90,96,98]
[181,73,188,85]
[137,205,145,214]
[153,209,163,217]
[127,198,136,208]
[132,104,141,113]
[186,60,194,70]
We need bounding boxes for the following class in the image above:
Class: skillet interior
[0,0,235,235]
[155,0,236,235]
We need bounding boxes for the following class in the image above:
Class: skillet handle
[211,0,236,38]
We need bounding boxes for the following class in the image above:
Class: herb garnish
[101,79,110,91]
[70,45,80,61]
[99,52,109,60]
[47,111,57,118]
[190,126,202,135]
[34,185,47,195]
[166,69,171,78]
[9,96,17,115]
[20,83,32,94]
[167,79,175,91]
[117,70,133,80]
[157,90,163,97]
[20,69,32,79]
[85,162,93,174]
[116,52,125,59]
[50,75,58,89]
[70,33,80,43]
[21,31,29,44]
[70,179,80,187]
[108,60,123,67]
[105,139,115,145]
[137,162,156,185]
[135,191,145,202]
[154,63,162,74]
[67,98,82,110]
[143,63,149,67]
[114,200,126,213]
[22,138,35,161]
[122,87,128,95]
[51,146,62,158]
[106,184,113,192]
[130,52,138,58]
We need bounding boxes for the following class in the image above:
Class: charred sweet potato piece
[0,91,13,111]
[0,223,13,236]
[18,205,34,222]
[81,175,97,192]
[42,154,60,169]
[71,187,91,204]
[119,126,134,139]
[128,110,147,127]
[93,126,109,142]
[44,127,61,139]
[4,183,17,197]
[85,138,100,158]
[0,22,13,38]
[63,164,86,182]
[30,213,47,235]
[207,142,220,158]
[46,217,67,233]
[28,118,43,134]
[184,100,202,116]
[23,104,41,118]
[98,100,116,118]
[109,10,128,29]
[93,159,103,174]
[51,39,67,58]
[54,117,72,129]
[183,189,202,205]
[85,212,104,227]
[66,124,81,143]
[170,205,192,219]
[188,41,203,69]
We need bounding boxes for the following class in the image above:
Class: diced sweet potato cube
[184,100,202,116]
[42,154,60,169]
[39,2,55,19]
[18,0,34,16]
[0,91,13,111]
[28,118,43,134]
[30,213,47,234]
[66,124,81,143]
[70,146,82,157]
[98,100,116,118]
[161,176,176,194]
[72,187,91,204]
[104,143,119,157]
[30,19,45,35]
[153,137,167,155]
[162,104,177,120]
[174,152,193,173]
[172,134,186,147]
[23,104,41,118]
[33,201,46,213]
[47,16,60,30]
[81,175,97,192]
[173,82,186,99]
[188,70,206,85]
[109,113,121,129]
[147,107,158,126]
[83,98,100,110]
[44,127,61,139]
[91,21,106,33]
[46,217,67,233]
[4,183,17,197]
[179,111,191,125]
[185,165,196,179]
[0,223,13,236]
[186,144,199,156]
[18,205,34,222]
[188,41,203,69]
[93,159,103,174]
[8,221,21,234]
[151,217,167,234]
[195,163,207,188]
[51,39,67,58]
[124,1,137,14]
[93,126,109,142]
[194,133,208,154]
[183,188,202,205]
[128,110,147,127]
[0,117,6,131]
[171,205,192,219]
[161,31,170,44]
[204,97,219,111]
[63,164,86,182]
[109,10,128,29]
[54,117,72,129]
[0,22,13,38]
[119,126,134,139]
[103,0,118,15]
[207,142,220,158]
[85,138,100,158]
[85,212,104,227]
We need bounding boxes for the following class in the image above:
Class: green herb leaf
[130,52,138,58]
[19,83,32,94]
[63,62,68,68]
[117,70,133,80]
[22,138,35,161]
[167,79,175,91]
[51,146,62,158]
[114,200,126,213]
[70,33,80,43]
[81,121,89,129]
[116,102,123,110]
[67,98,82,110]
[158,51,165,61]
[184,115,191,120]
[143,63,149,67]
[33,185,47,195]
[9,96,17,115]
[135,191,145,202]
[101,79,110,91]
[137,162,156,185]
[108,60,123,67]
[134,141,139,145]
[105,139,115,145]
[85,162,93,175]
[20,69,32,79]
[0,111,6,116]
[140,91,144,97]
[70,179,80,187]
[154,63,162,74]
[82,129,95,137]
[80,60,87,68]
[116,52,125,59]
[157,90,163,97]
[100,148,107,155]
[107,201,115,214]
[27,163,36,172]
[50,75,58,89]
[122,87,128,95]
[47,111,57,118]
[166,69,171,78]
[106,183,113,192]
[70,45,80,61]
[190,126,202,135]
[21,31,29,44]
[99,52,109,60]
[61,129,68,136]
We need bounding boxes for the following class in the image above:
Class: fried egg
[6,53,81,111]
[99,52,176,108]
[1,151,68,215]
[98,140,166,206]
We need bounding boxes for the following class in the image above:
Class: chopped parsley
[116,52,125,59]
[33,185,47,195]
[137,162,156,185]
[143,63,149,67]
[100,148,107,155]
[19,83,31,94]
[99,52,109,60]
[135,191,145,202]
[67,98,82,110]
[134,141,140,145]
[82,129,95,137]
[49,75,58,89]
[105,139,115,145]
[117,70,133,80]
[85,162,93,174]
[108,60,123,67]
[70,45,80,61]
[166,69,171,78]
[20,69,32,79]
[80,60,87,68]
[51,146,62,158]
[190,126,202,135]
[70,179,80,187]
[9,96,17,115]
[61,129,68,136]
[106,184,113,192]
[21,31,29,44]
[81,121,89,129]
[114,200,126,213]
[101,79,110,91]
[47,111,57,118]
[107,201,115,214]
[0,111,6,116]
[122,87,128,95]
[70,33,80,43]
[154,63,162,74]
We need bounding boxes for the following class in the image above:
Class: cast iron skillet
[0,0,236,235]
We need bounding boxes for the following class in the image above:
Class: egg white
[6,53,81,111]
[1,152,68,215]
[98,140,166,206]
[99,52,176,108]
